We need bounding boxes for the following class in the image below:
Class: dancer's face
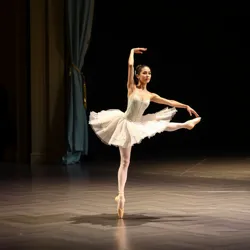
[137,66,151,85]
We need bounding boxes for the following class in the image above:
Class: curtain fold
[62,0,95,165]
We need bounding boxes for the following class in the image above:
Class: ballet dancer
[89,47,201,219]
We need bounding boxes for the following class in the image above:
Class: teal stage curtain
[62,0,95,165]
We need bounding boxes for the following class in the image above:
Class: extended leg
[165,117,201,132]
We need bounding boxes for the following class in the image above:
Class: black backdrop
[84,1,250,160]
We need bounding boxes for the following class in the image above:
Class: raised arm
[127,49,135,94]
[127,48,147,95]
[151,93,199,117]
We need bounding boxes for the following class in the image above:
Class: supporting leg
[116,146,132,218]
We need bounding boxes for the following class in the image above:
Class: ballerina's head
[135,64,151,88]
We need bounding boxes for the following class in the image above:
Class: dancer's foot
[115,193,125,219]
[185,117,201,130]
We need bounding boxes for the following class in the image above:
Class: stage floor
[0,155,250,249]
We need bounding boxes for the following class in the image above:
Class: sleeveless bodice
[124,93,150,122]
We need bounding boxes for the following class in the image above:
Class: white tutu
[89,105,177,148]
[89,89,177,148]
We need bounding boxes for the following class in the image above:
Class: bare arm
[151,93,200,117]
[127,49,135,94]
[127,47,147,95]
[151,93,188,108]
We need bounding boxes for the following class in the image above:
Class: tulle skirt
[89,107,177,148]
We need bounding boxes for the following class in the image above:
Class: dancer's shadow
[68,213,196,227]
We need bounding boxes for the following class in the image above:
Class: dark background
[84,1,250,160]
[0,1,249,164]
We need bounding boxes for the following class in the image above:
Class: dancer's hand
[187,106,199,117]
[132,48,147,54]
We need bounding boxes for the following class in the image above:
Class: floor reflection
[64,163,90,180]
[115,219,130,250]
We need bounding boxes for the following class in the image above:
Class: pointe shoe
[117,207,124,219]
[186,117,201,130]
[115,194,125,219]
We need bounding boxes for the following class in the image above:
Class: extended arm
[151,93,199,117]
[151,93,187,108]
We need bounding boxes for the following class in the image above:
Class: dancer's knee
[119,146,131,168]
[120,158,130,168]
